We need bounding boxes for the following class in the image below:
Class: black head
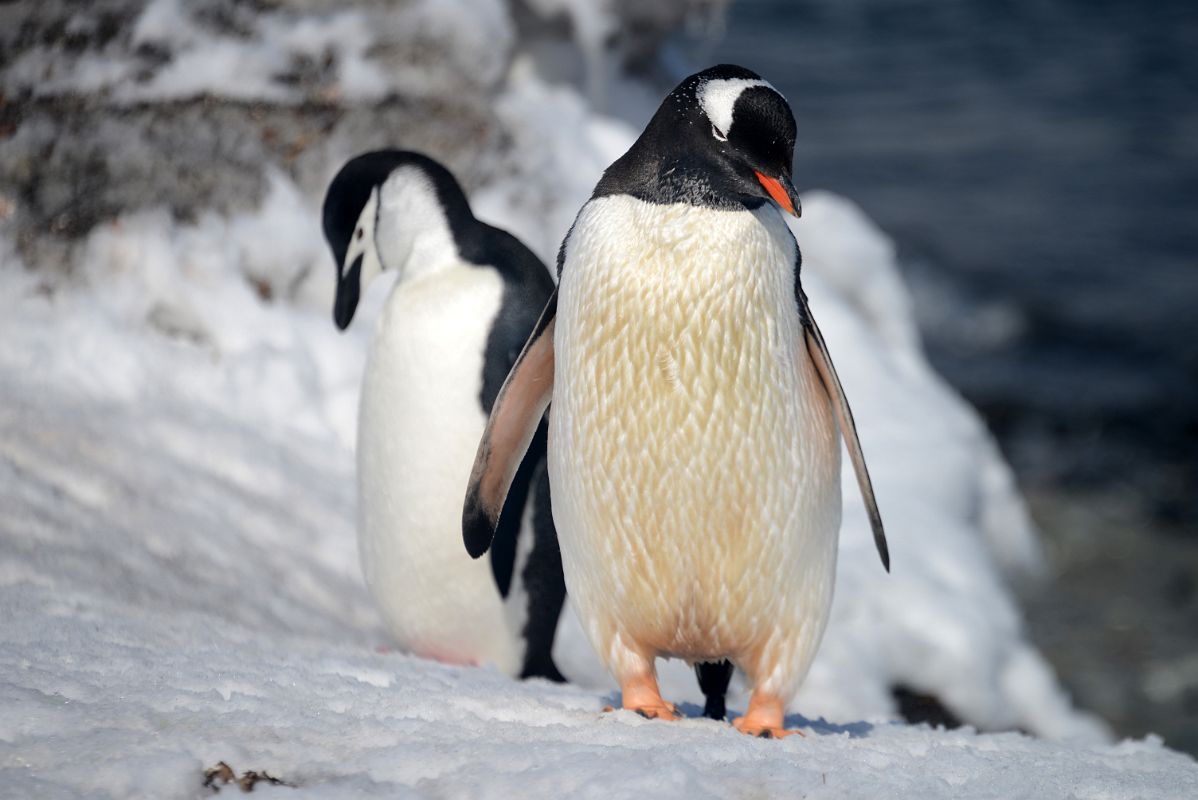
[321,150,472,330]
[594,64,800,216]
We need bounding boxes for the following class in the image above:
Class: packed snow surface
[4,586,1196,799]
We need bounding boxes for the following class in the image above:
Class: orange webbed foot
[602,701,680,721]
[732,691,805,739]
[616,672,681,721]
[631,701,680,721]
[731,717,806,738]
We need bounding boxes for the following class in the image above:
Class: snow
[472,65,638,259]
[3,570,1197,797]
[3,1,1197,796]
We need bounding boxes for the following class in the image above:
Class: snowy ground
[1,371,1196,799]
[4,590,1196,799]
[3,1,1197,796]
[2,383,1198,800]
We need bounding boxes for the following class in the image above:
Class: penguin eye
[711,124,728,142]
[356,227,364,241]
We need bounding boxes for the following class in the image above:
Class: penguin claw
[617,673,680,721]
[732,722,804,739]
[603,703,680,721]
[627,703,680,721]
[732,716,805,739]
[731,692,804,739]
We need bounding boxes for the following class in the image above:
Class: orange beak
[754,171,801,217]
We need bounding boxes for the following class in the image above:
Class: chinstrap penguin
[462,66,889,736]
[323,150,566,681]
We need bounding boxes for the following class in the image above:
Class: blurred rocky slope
[0,0,723,275]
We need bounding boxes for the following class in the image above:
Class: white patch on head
[375,166,458,284]
[343,165,460,299]
[697,77,777,140]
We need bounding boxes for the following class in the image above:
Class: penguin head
[597,64,801,217]
[321,150,471,330]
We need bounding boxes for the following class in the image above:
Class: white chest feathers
[548,196,842,696]
[356,264,521,673]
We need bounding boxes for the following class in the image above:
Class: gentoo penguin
[322,150,566,681]
[462,66,889,737]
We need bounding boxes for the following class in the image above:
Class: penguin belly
[549,197,841,699]
[357,264,521,674]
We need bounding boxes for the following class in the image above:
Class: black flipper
[695,660,734,720]
[798,290,890,571]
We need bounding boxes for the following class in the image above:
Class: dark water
[710,0,1198,751]
[714,0,1198,471]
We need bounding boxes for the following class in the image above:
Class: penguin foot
[618,672,680,721]
[596,704,675,723]
[731,718,805,739]
[632,702,679,721]
[702,699,727,721]
[695,660,734,721]
[629,702,679,721]
[732,691,805,739]
[520,657,567,684]
[602,702,680,720]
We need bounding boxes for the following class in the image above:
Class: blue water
[712,0,1198,496]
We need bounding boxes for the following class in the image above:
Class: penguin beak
[754,171,801,217]
[333,254,363,330]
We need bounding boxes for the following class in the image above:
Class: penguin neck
[374,167,469,285]
[595,132,756,213]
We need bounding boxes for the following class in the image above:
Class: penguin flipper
[800,295,890,572]
[463,290,557,559]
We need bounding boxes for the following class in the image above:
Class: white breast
[548,196,841,699]
[357,264,520,674]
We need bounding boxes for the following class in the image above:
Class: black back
[465,222,556,621]
[468,224,556,413]
[455,210,563,685]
